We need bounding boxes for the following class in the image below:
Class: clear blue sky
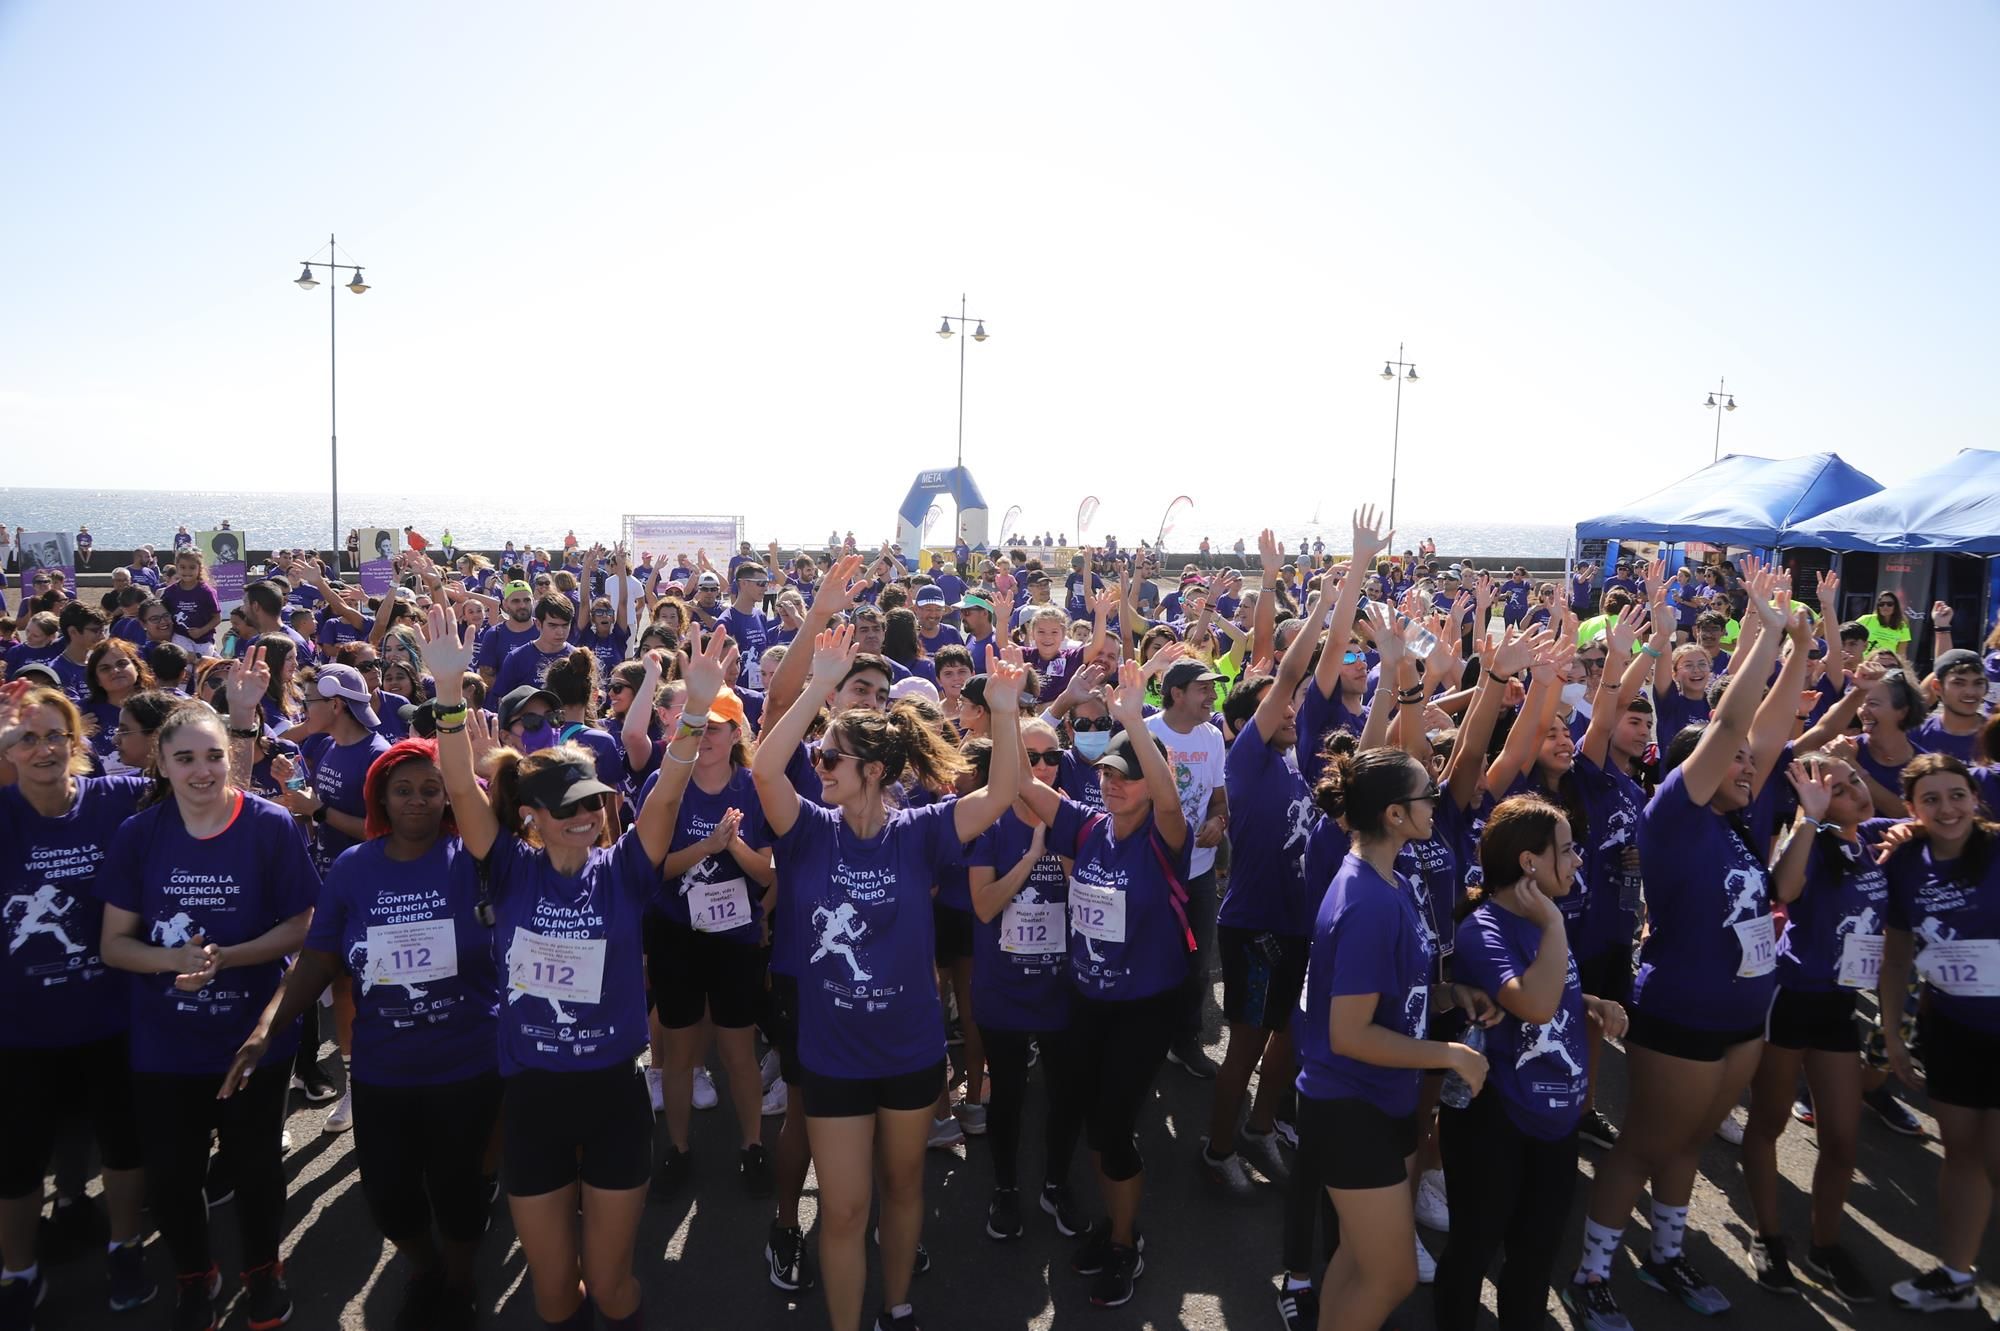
[3,2,1994,543]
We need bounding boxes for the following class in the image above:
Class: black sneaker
[430,1283,478,1331]
[870,1227,930,1276]
[874,1306,920,1331]
[1749,1236,1801,1296]
[1892,1267,1979,1312]
[1071,1219,1114,1275]
[1578,1108,1620,1149]
[1275,1279,1318,1331]
[740,1144,774,1197]
[1637,1255,1731,1315]
[1166,1040,1219,1079]
[1559,1278,1633,1331]
[290,1069,339,1104]
[241,1261,293,1331]
[1039,1182,1084,1238]
[0,1270,46,1330]
[108,1240,156,1312]
[649,1145,691,1201]
[766,1222,815,1293]
[392,1267,445,1331]
[173,1268,219,1331]
[1865,1086,1926,1138]
[1802,1244,1876,1304]
[1089,1243,1145,1307]
[985,1187,1023,1241]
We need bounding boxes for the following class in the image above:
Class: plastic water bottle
[1439,1024,1485,1109]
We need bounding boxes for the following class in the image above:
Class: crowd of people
[2,508,1999,1331]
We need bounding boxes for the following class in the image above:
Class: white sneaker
[646,1067,665,1115]
[1414,1230,1437,1285]
[1715,1111,1745,1145]
[954,1102,988,1136]
[692,1066,719,1110]
[1415,1174,1451,1233]
[760,1049,782,1091]
[760,1079,789,1117]
[1200,1137,1254,1197]
[322,1088,354,1134]
[927,1115,965,1149]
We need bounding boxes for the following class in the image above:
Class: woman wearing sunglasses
[1300,509,1394,788]
[1563,570,1806,1329]
[425,606,722,1331]
[751,625,1024,1331]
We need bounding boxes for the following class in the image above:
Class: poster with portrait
[15,531,75,594]
[358,528,398,597]
[196,529,248,614]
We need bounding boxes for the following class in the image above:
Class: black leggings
[1433,1089,1579,1331]
[136,1064,291,1275]
[352,1074,504,1246]
[1072,991,1176,1182]
[983,1026,1083,1191]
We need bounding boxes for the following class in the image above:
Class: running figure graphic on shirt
[1282,794,1315,857]
[347,940,427,1001]
[1720,868,1766,927]
[811,902,871,982]
[1598,807,1636,853]
[150,912,199,949]
[1401,982,1428,1037]
[1516,1009,1583,1076]
[1915,917,1958,949]
[1835,906,1881,941]
[507,982,576,1027]
[5,884,87,955]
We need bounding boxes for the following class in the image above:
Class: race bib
[1919,939,2000,998]
[364,919,459,986]
[508,927,606,1005]
[689,877,753,934]
[1734,914,1777,978]
[1837,933,1884,990]
[1069,879,1126,944]
[1001,900,1064,956]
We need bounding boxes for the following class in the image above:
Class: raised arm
[764,553,864,727]
[752,625,858,839]
[1104,659,1187,853]
[1253,582,1327,743]
[1251,529,1281,668]
[1581,600,1654,769]
[1680,569,1787,807]
[1749,604,1814,789]
[953,651,1027,843]
[635,625,726,865]
[1487,636,1568,793]
[423,602,499,859]
[1313,506,1390,701]
[221,645,269,788]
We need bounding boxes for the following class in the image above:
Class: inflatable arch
[895,467,989,560]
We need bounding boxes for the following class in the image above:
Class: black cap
[11,662,60,688]
[516,755,616,812]
[1933,647,1982,679]
[961,675,989,709]
[1161,660,1224,695]
[1093,728,1167,779]
[497,685,561,732]
[397,699,442,739]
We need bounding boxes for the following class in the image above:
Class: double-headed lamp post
[1704,377,1739,463]
[293,234,370,557]
[936,295,989,547]
[1378,344,1420,533]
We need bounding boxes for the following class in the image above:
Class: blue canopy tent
[1781,449,2000,554]
[1573,452,1884,549]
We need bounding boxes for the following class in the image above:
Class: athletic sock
[1,1264,39,1285]
[1648,1202,1689,1263]
[1576,1218,1625,1283]
[1284,1275,1313,1293]
[890,1304,914,1319]
[1943,1266,1974,1285]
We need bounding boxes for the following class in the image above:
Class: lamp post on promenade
[1378,344,1419,533]
[293,234,371,557]
[936,294,989,546]
[1705,377,1739,463]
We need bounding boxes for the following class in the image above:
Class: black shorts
[1626,1007,1763,1063]
[1218,926,1309,1031]
[645,914,765,1030]
[0,1037,144,1198]
[501,1063,654,1196]
[768,970,802,1085]
[800,1060,946,1118]
[933,901,975,965]
[1577,945,1634,1008]
[1765,987,1861,1054]
[1298,1095,1418,1191]
[1918,1008,2000,1111]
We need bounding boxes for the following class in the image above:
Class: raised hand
[1788,764,1837,823]
[1350,505,1392,567]
[1931,601,1955,631]
[224,645,270,722]
[1061,660,1108,703]
[1257,528,1279,568]
[422,604,477,677]
[1606,601,1644,660]
[1816,568,1840,612]
[1515,877,1564,932]
[809,554,868,619]
[1104,660,1148,729]
[1139,641,1187,680]
[1492,624,1543,680]
[985,656,1028,714]
[682,624,731,715]
[807,625,858,695]
[0,679,35,750]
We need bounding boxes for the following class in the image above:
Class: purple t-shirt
[1294,853,1432,1116]
[1395,796,1472,972]
[1219,715,1314,937]
[1298,681,1368,789]
[1632,766,1777,1031]
[299,731,391,874]
[485,829,655,1074]
[94,794,320,1075]
[1654,688,1711,749]
[635,765,770,946]
[0,775,147,1048]
[1776,821,1892,993]
[1884,835,2000,1035]
[305,837,500,1085]
[492,640,573,701]
[1047,799,1193,1001]
[774,799,962,1078]
[1054,749,1105,814]
[1453,902,1588,1140]
[969,810,1074,1033]
[1032,644,1089,703]
[576,624,629,681]
[1914,715,1978,765]
[161,583,221,644]
[1571,751,1646,960]
[475,621,539,675]
[4,638,63,678]
[715,607,777,689]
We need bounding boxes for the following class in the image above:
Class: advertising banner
[15,531,75,594]
[358,528,398,598]
[624,515,743,572]
[195,529,248,613]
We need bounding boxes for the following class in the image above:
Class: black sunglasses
[1070,717,1115,732]
[1398,780,1442,807]
[1026,750,1063,768]
[544,793,605,820]
[813,747,858,771]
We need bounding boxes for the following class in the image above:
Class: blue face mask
[1071,730,1111,761]
[517,721,556,754]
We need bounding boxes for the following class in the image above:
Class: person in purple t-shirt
[490,595,579,702]
[752,626,1022,1331]
[1565,569,1802,1326]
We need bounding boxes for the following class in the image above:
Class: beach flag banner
[358,528,397,597]
[196,529,248,613]
[16,531,75,592]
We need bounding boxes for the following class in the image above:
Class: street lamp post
[935,294,989,550]
[1378,344,1419,533]
[294,234,370,559]
[1704,377,1739,463]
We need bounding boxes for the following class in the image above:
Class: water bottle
[1405,620,1439,660]
[1439,1024,1485,1110]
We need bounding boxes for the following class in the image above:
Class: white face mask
[1560,681,1590,713]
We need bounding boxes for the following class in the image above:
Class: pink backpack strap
[1149,824,1196,953]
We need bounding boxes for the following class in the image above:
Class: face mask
[1559,682,1589,712]
[517,721,556,754]
[1072,731,1111,761]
